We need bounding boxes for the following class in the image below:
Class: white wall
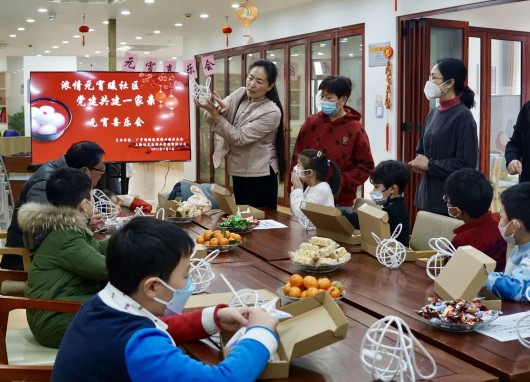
[7,57,24,119]
[183,0,491,194]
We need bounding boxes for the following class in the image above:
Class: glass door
[338,34,363,117]
[213,58,227,187]
[310,37,333,115]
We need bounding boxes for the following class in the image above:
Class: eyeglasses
[442,194,458,207]
[429,74,444,82]
[90,167,105,174]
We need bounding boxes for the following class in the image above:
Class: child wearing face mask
[443,168,507,271]
[484,183,530,302]
[52,217,279,382]
[18,168,108,348]
[342,160,411,246]
[290,149,341,228]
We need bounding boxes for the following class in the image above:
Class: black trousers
[232,167,278,209]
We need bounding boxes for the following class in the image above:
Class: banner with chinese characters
[30,71,191,163]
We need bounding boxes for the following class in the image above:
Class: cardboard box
[193,244,208,260]
[156,200,180,218]
[183,289,278,312]
[299,202,361,245]
[221,292,348,379]
[434,245,501,310]
[211,184,265,219]
[356,203,418,261]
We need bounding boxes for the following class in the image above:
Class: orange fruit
[203,231,212,241]
[213,230,222,235]
[196,236,205,244]
[219,238,229,246]
[303,275,318,289]
[209,238,219,246]
[300,291,307,299]
[215,232,224,240]
[232,233,242,242]
[224,231,231,238]
[289,274,304,288]
[318,277,331,290]
[282,282,291,295]
[289,286,301,298]
[331,281,344,292]
[306,287,319,297]
[204,241,210,245]
[327,286,341,298]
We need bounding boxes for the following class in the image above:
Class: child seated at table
[290,149,340,228]
[20,168,108,348]
[484,182,530,301]
[52,217,279,382]
[100,188,153,213]
[443,168,506,271]
[342,160,411,246]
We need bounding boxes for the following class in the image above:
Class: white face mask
[423,80,442,100]
[498,220,517,245]
[447,206,460,218]
[294,166,312,178]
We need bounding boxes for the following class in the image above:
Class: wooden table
[185,209,530,381]
[183,261,497,382]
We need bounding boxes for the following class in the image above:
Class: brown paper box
[356,203,418,261]
[211,184,265,219]
[299,202,361,245]
[193,244,208,260]
[183,289,278,312]
[434,245,501,310]
[221,292,348,379]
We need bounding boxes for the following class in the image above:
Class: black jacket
[505,101,530,183]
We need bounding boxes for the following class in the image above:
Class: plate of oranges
[196,229,243,253]
[278,274,345,302]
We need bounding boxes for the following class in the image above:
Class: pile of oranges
[196,230,242,246]
[282,274,344,299]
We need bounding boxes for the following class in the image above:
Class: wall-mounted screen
[30,71,190,163]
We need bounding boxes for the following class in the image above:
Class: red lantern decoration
[78,14,89,47]
[155,86,167,109]
[221,16,233,47]
[164,92,179,117]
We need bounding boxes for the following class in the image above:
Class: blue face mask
[154,277,196,316]
[320,100,338,116]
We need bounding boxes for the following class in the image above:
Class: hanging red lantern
[164,93,179,117]
[78,13,89,47]
[155,86,167,109]
[221,16,233,47]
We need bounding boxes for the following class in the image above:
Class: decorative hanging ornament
[372,224,406,269]
[235,1,259,38]
[383,45,393,152]
[164,91,178,116]
[192,76,212,104]
[155,86,167,109]
[78,13,90,47]
[221,16,233,47]
[426,237,456,280]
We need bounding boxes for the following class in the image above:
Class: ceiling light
[121,10,130,15]
[84,55,90,58]
[62,40,69,44]
[172,56,177,59]
[95,51,101,54]
[52,45,59,49]
[73,35,81,38]
[175,23,183,27]
[340,38,348,43]
[17,27,25,31]
[145,0,155,3]
[135,36,142,40]
[9,34,16,38]
[26,19,35,23]
[120,41,127,45]
[348,53,354,57]
[44,50,50,53]
[317,52,324,56]
[37,54,42,57]
[153,30,161,34]
[232,3,239,8]
[102,20,109,25]
[199,14,209,18]
[319,43,326,47]
[144,51,150,54]
[89,28,95,32]
[38,8,48,13]
[269,53,275,57]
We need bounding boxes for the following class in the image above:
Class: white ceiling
[0,0,314,62]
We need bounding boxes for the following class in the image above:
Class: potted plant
[7,109,24,136]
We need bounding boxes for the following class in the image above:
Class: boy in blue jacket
[52,217,279,382]
[485,182,530,301]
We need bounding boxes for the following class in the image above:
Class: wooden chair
[0,247,32,296]
[490,155,518,213]
[410,210,463,252]
[0,269,81,382]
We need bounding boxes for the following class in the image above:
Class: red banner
[30,71,191,164]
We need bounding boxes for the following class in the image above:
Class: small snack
[415,297,501,331]
[279,274,345,301]
[289,237,351,272]
[309,236,335,247]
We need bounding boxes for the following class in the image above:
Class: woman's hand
[291,169,303,189]
[194,98,222,124]
[408,154,429,174]
[216,307,249,332]
[212,91,229,114]
[508,159,523,175]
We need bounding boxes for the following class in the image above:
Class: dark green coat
[19,202,108,348]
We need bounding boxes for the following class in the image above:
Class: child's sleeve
[484,259,530,301]
[161,305,226,344]
[290,188,304,220]
[125,326,278,382]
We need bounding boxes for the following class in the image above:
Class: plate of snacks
[415,297,502,332]
[167,216,194,223]
[196,229,243,252]
[289,236,351,273]
[217,215,259,233]
[277,274,345,302]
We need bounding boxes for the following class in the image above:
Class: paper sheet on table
[475,311,530,342]
[253,219,288,230]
